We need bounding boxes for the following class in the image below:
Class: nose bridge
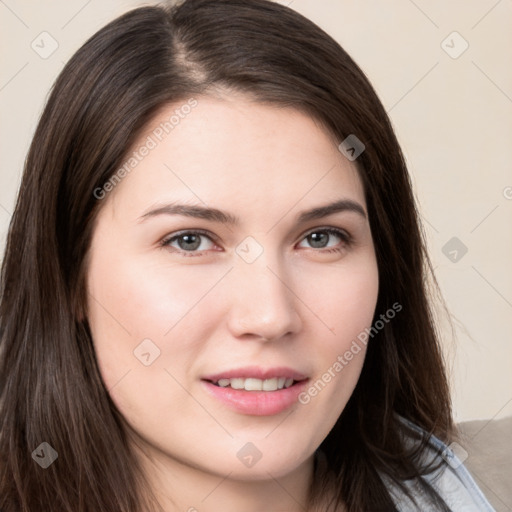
[226,244,301,340]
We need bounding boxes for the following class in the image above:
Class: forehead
[105,95,365,221]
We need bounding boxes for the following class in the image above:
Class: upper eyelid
[302,226,349,237]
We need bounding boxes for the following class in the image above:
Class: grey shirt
[385,419,496,511]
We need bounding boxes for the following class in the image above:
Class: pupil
[179,234,200,251]
[309,232,327,248]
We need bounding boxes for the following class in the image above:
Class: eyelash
[159,227,353,257]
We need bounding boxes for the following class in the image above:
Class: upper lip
[202,366,308,382]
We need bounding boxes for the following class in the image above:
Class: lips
[201,366,309,416]
[203,366,307,382]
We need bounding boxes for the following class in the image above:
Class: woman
[0,0,496,510]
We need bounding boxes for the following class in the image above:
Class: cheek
[301,251,379,345]
[87,247,227,346]
[86,251,253,442]
[86,256,223,431]
[328,260,379,376]
[88,258,210,337]
[294,254,378,419]
[86,246,229,410]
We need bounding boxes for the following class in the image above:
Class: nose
[226,256,302,342]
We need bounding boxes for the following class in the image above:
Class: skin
[86,93,379,512]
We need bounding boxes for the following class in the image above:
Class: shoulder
[384,417,496,512]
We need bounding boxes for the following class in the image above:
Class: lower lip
[202,380,309,416]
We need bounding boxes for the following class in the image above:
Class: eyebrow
[138,199,367,225]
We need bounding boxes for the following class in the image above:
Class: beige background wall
[0,1,510,422]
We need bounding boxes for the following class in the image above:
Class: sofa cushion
[457,416,512,512]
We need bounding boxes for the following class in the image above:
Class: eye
[161,230,217,256]
[297,227,352,253]
[160,227,352,257]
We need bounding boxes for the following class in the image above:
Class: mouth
[201,367,309,416]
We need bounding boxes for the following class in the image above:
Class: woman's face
[87,94,379,483]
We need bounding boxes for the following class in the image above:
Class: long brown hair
[0,1,454,510]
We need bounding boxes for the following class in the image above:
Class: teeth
[245,378,263,391]
[214,377,296,391]
[230,378,245,390]
[262,378,277,391]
